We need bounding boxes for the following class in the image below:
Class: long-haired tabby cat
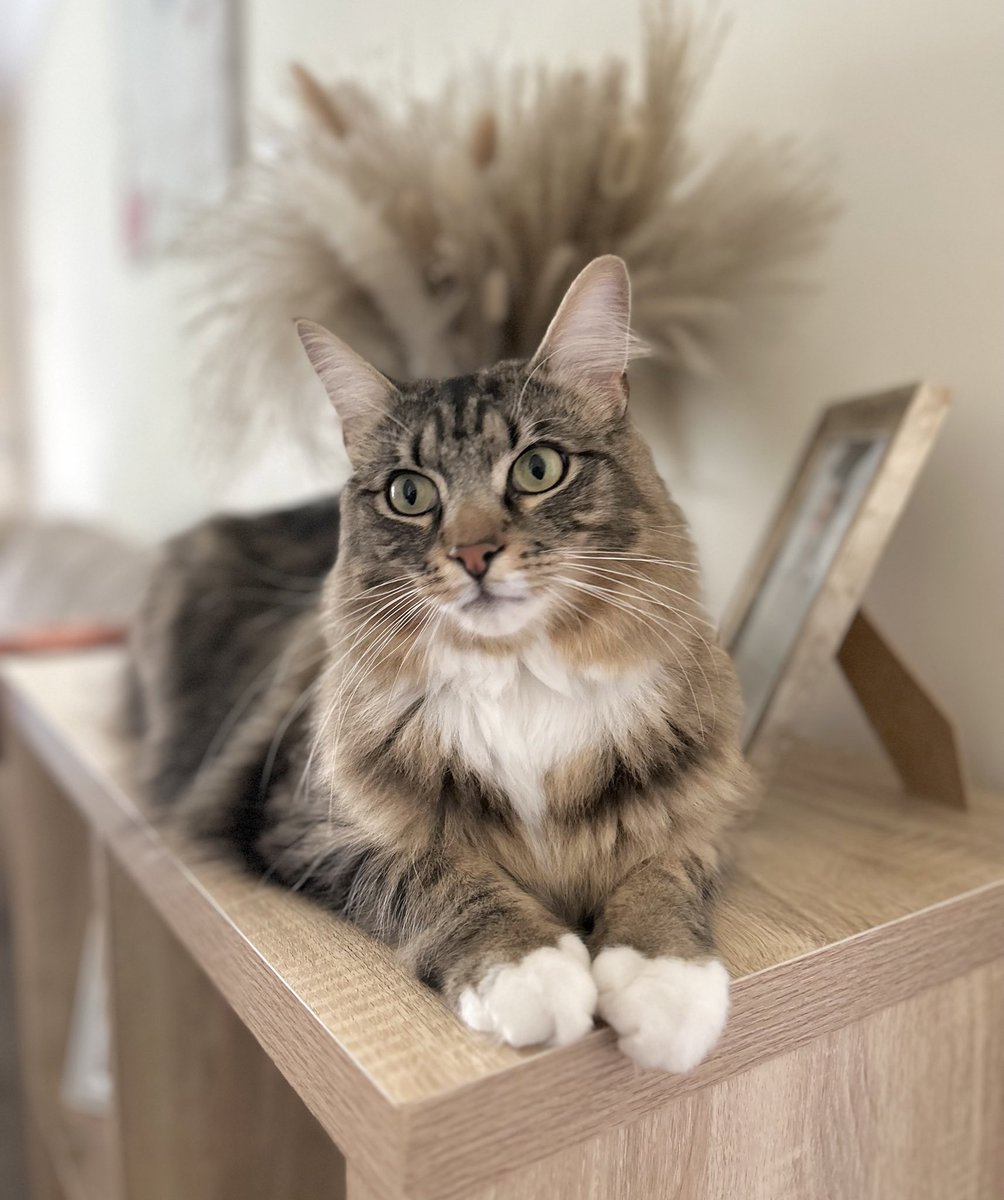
[130,257,752,1072]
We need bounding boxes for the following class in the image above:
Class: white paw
[458,934,597,1049]
[594,947,729,1073]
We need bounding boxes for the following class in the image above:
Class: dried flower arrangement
[185,3,835,450]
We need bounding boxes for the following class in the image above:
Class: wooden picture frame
[721,382,966,805]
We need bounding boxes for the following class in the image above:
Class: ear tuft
[295,319,398,459]
[529,256,634,413]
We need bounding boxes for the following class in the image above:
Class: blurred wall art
[117,0,242,259]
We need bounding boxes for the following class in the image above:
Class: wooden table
[2,650,1002,1200]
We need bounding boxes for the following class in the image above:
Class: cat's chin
[446,587,549,640]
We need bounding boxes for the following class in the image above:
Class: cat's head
[297,256,690,648]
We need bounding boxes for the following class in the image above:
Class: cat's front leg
[590,855,729,1073]
[399,858,597,1050]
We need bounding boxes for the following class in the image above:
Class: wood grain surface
[3,649,1002,1199]
[106,858,346,1200]
[1,733,121,1200]
[462,960,1004,1200]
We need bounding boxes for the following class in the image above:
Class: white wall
[0,112,27,510]
[14,0,1004,785]
[678,1,1004,785]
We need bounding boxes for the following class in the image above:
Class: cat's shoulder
[161,494,342,575]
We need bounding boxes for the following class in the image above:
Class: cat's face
[337,364,650,640]
[298,256,678,647]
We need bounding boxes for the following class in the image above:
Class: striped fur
[130,259,753,1070]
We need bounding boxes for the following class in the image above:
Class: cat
[129,256,753,1072]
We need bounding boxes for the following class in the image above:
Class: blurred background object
[0,518,149,649]
[183,6,833,458]
[118,0,243,261]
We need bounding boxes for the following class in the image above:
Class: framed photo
[721,383,952,773]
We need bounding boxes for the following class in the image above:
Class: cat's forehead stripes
[441,375,497,439]
[400,372,521,475]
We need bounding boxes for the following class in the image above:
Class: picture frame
[721,382,964,802]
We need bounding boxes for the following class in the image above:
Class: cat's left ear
[295,319,399,462]
[529,255,632,415]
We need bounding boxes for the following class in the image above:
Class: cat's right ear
[295,320,399,460]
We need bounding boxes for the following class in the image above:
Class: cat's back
[129,495,341,804]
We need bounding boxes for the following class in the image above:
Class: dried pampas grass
[184,3,835,452]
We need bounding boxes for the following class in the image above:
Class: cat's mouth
[447,578,546,638]
[463,587,526,611]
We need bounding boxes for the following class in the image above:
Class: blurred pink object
[0,621,129,654]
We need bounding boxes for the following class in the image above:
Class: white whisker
[553,574,713,738]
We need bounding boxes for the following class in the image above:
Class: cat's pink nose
[448,542,503,580]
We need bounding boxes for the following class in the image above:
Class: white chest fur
[419,640,659,826]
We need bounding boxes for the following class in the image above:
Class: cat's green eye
[510,445,567,494]
[387,472,439,516]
